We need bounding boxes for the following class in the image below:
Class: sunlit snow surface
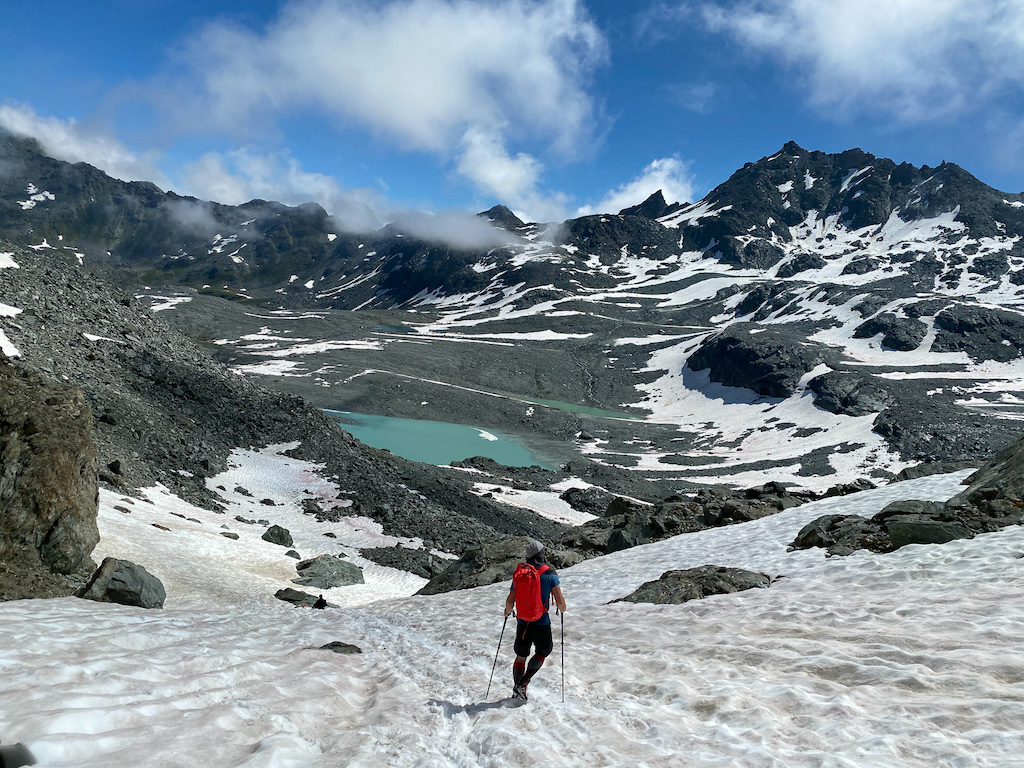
[4,469,1024,766]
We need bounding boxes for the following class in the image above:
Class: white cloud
[456,127,568,222]
[168,0,604,212]
[0,104,170,186]
[577,157,695,216]
[181,149,386,231]
[388,208,518,249]
[700,0,1024,121]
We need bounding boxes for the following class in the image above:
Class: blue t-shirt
[511,567,560,626]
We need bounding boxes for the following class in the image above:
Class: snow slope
[3,463,1023,767]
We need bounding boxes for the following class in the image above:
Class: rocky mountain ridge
[4,133,1024,498]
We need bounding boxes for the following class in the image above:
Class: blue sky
[2,0,1023,229]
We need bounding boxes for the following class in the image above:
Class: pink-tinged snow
[4,471,1024,766]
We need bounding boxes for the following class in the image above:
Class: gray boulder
[0,362,99,575]
[262,525,293,547]
[77,557,166,609]
[293,554,363,588]
[687,323,833,398]
[275,587,318,606]
[320,641,362,654]
[360,545,447,579]
[417,536,580,596]
[885,517,972,548]
[612,565,771,605]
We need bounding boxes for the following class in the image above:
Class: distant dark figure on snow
[313,594,327,609]
[503,540,566,701]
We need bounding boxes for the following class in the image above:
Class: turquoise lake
[326,410,549,468]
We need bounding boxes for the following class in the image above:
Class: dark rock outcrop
[262,525,293,547]
[933,305,1024,362]
[895,461,980,481]
[561,486,803,557]
[612,565,771,605]
[852,313,928,351]
[359,545,447,579]
[687,324,833,398]
[416,536,580,595]
[559,486,616,517]
[792,434,1024,556]
[293,554,363,588]
[77,557,166,609]
[274,587,319,606]
[808,372,896,417]
[0,361,99,576]
[320,641,362,654]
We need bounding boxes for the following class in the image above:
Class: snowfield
[3,462,1024,767]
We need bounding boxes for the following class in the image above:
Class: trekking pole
[485,614,509,699]
[560,610,565,703]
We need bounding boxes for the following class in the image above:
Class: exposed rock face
[77,557,166,609]
[895,461,980,481]
[933,305,1024,362]
[274,587,319,606]
[262,525,293,547]
[792,435,1024,556]
[0,360,99,575]
[359,545,447,579]
[618,190,684,220]
[808,372,897,417]
[560,485,810,557]
[292,554,363,588]
[612,565,771,605]
[687,324,832,398]
[320,641,362,654]
[853,313,928,351]
[416,536,581,596]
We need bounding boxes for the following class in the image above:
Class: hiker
[313,594,327,609]
[503,540,566,701]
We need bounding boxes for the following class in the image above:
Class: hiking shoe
[512,685,528,702]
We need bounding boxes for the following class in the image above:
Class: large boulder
[0,361,99,575]
[293,554,363,588]
[262,525,293,547]
[686,324,833,398]
[359,545,447,579]
[416,537,580,596]
[612,565,771,605]
[77,557,166,609]
[808,372,897,417]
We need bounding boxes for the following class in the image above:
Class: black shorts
[513,620,553,657]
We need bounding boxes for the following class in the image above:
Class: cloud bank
[0,104,169,187]
[169,0,606,221]
[700,0,1024,122]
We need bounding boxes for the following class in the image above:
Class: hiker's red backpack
[512,562,550,622]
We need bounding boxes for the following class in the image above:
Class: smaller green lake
[326,410,549,468]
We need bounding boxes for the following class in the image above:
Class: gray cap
[524,540,545,559]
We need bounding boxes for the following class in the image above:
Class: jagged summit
[618,190,684,220]
[477,204,526,231]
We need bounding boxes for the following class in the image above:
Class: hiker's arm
[551,585,566,613]
[504,590,515,617]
